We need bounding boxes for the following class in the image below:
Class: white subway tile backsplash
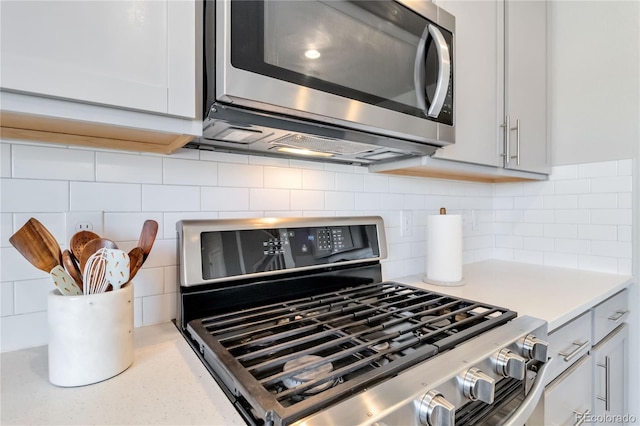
[555,238,590,255]
[163,158,217,186]
[590,209,632,225]
[291,190,325,211]
[543,224,578,239]
[264,167,302,189]
[200,151,248,164]
[13,145,94,181]
[1,282,14,316]
[96,152,162,184]
[577,161,618,178]
[590,176,632,193]
[2,179,69,212]
[591,241,632,258]
[132,267,165,297]
[71,181,140,212]
[302,170,335,190]
[618,259,632,275]
[13,278,50,314]
[0,311,48,352]
[104,212,164,242]
[201,187,249,211]
[0,143,10,178]
[554,179,590,194]
[14,213,67,245]
[578,224,618,241]
[363,175,389,193]
[555,209,589,224]
[142,185,200,212]
[218,163,263,187]
[324,192,355,211]
[335,172,364,192]
[0,139,633,352]
[578,193,618,209]
[250,188,290,211]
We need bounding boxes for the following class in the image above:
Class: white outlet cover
[65,211,104,243]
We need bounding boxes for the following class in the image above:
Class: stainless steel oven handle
[426,25,450,118]
[502,358,553,426]
[413,24,451,119]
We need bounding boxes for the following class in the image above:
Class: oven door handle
[502,358,553,426]
[413,24,451,118]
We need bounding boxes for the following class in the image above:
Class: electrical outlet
[400,210,412,237]
[65,212,104,243]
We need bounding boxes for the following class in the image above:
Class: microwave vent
[271,134,374,155]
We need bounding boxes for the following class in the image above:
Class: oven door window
[231,0,453,125]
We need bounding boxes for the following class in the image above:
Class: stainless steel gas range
[176,217,551,426]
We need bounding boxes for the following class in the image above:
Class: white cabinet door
[592,324,628,421]
[544,355,592,425]
[1,1,196,118]
[504,0,550,174]
[433,0,502,167]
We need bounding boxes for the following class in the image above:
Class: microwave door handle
[427,25,451,118]
[413,25,429,113]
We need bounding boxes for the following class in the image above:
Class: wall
[0,139,496,352]
[493,159,633,275]
[549,0,639,165]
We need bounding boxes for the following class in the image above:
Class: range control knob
[462,368,495,404]
[495,348,526,380]
[520,334,549,362]
[418,390,455,426]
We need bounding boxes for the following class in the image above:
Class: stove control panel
[520,334,549,362]
[494,348,526,380]
[418,390,455,426]
[462,368,495,404]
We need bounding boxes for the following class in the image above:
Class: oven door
[209,0,455,144]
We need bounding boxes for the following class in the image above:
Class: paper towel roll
[425,213,463,284]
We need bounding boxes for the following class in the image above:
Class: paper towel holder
[423,206,466,287]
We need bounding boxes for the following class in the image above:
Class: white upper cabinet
[503,0,550,174]
[433,0,550,175]
[1,0,197,119]
[432,0,503,168]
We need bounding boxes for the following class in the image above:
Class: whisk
[83,248,109,294]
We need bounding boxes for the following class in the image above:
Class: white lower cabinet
[544,355,592,426]
[592,324,628,422]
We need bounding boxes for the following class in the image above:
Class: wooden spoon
[137,220,158,263]
[128,247,144,282]
[62,249,83,292]
[70,230,100,262]
[80,238,118,273]
[9,218,62,273]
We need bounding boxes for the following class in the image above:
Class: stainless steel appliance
[192,0,455,165]
[177,217,550,425]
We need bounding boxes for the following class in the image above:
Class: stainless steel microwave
[196,0,455,165]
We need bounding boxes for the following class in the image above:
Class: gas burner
[282,355,336,395]
[421,315,452,329]
[362,331,391,352]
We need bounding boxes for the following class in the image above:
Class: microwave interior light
[304,49,321,59]
[275,146,334,157]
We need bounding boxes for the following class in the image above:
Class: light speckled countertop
[1,260,632,425]
[397,260,632,332]
[1,321,245,425]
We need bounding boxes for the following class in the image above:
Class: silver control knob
[520,334,549,362]
[419,390,455,426]
[462,368,495,404]
[495,348,526,380]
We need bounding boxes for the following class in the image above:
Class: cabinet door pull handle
[597,356,611,411]
[558,340,590,362]
[501,115,511,166]
[511,119,520,166]
[573,409,591,426]
[608,309,630,323]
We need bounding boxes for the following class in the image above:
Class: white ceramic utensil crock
[47,282,134,387]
